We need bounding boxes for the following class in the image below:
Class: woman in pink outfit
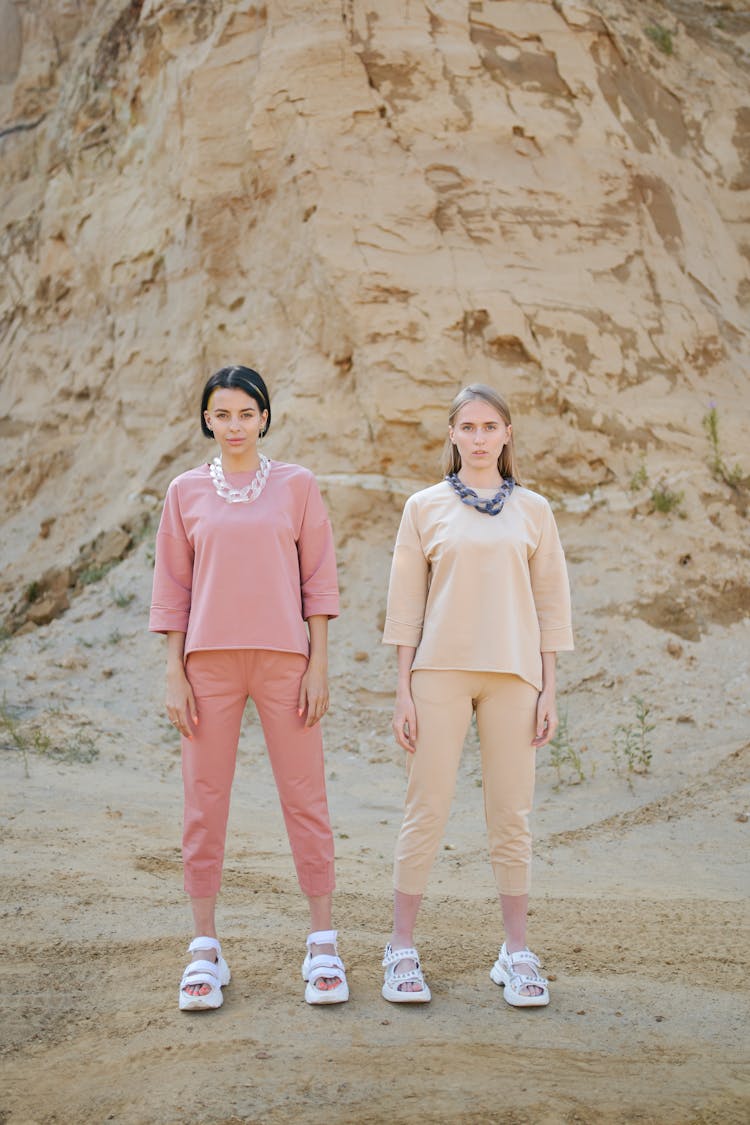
[381,384,573,1008]
[150,365,348,1010]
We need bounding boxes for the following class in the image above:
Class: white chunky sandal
[382,943,431,1003]
[179,936,231,1011]
[490,942,549,1008]
[301,929,349,1005]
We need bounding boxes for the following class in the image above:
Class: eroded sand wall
[0,0,748,632]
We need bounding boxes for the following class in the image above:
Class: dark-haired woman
[150,365,348,1010]
[381,384,573,1007]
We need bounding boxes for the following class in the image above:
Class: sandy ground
[1,495,749,1125]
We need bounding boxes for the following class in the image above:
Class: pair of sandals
[382,941,549,1007]
[179,929,349,1011]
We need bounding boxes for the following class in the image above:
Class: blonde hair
[441,384,521,485]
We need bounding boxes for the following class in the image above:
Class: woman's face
[204,387,268,459]
[449,399,511,473]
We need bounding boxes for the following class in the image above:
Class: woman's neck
[457,467,503,490]
[220,449,262,474]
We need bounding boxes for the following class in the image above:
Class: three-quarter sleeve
[149,481,194,634]
[297,476,340,620]
[383,497,429,647]
[528,502,574,652]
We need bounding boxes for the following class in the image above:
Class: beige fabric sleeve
[529,502,574,652]
[383,498,429,647]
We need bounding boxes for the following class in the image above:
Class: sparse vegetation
[25,581,40,603]
[650,482,684,514]
[133,511,159,568]
[1,700,30,776]
[547,710,588,787]
[78,561,116,586]
[645,23,674,55]
[703,403,743,488]
[611,697,656,783]
[113,589,135,608]
[107,628,123,645]
[132,510,160,544]
[0,700,99,773]
[629,458,649,492]
[629,463,685,516]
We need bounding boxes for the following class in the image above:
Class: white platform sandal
[301,929,349,1005]
[179,936,231,1011]
[382,943,431,1003]
[490,942,549,1008]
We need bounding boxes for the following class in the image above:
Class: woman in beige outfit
[381,384,573,1007]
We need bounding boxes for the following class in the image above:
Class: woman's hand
[166,664,198,739]
[392,690,417,754]
[532,687,558,748]
[298,659,329,727]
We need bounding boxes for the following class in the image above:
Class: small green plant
[0,699,30,777]
[113,590,135,608]
[79,561,116,586]
[25,581,40,603]
[48,729,99,764]
[612,697,655,781]
[650,482,684,514]
[547,710,587,787]
[0,700,99,771]
[703,403,743,488]
[645,23,674,55]
[629,458,649,492]
[107,628,123,645]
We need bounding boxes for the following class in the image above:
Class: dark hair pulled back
[200,365,271,439]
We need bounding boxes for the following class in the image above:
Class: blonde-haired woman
[381,384,573,1007]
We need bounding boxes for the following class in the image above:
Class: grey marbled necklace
[446,472,515,516]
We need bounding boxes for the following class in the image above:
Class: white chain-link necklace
[209,454,270,503]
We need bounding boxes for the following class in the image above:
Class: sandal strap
[382,945,421,969]
[180,959,222,988]
[306,954,346,986]
[502,945,541,970]
[306,929,338,949]
[386,966,425,985]
[507,972,549,996]
[508,968,548,986]
[188,936,221,956]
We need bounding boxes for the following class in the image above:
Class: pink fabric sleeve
[149,481,194,634]
[297,476,339,620]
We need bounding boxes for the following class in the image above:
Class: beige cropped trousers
[394,670,538,897]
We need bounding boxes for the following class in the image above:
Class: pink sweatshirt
[149,461,339,656]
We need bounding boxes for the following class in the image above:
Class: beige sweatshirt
[383,481,573,690]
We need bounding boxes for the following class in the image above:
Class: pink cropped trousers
[181,649,335,899]
[394,670,539,897]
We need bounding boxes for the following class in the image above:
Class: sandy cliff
[1,0,748,628]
